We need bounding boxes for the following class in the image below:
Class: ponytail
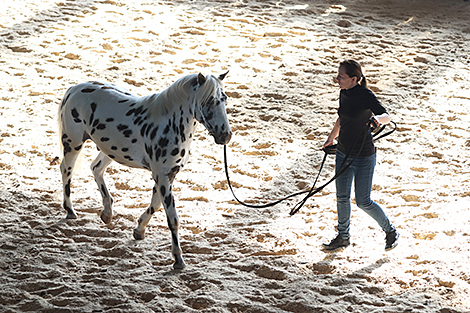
[360,75,368,88]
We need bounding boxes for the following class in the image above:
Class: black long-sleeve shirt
[337,85,387,157]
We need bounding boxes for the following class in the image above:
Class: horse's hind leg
[90,152,114,224]
[60,134,84,220]
[134,184,161,240]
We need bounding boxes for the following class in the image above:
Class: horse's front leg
[133,185,161,240]
[158,169,185,270]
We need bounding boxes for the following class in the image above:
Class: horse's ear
[219,70,229,81]
[197,73,206,85]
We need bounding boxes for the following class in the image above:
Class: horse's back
[62,81,138,109]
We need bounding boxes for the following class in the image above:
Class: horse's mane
[142,73,222,117]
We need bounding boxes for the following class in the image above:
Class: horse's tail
[57,86,74,160]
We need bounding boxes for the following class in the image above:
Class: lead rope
[223,121,396,214]
[289,120,396,215]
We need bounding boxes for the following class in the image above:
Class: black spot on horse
[171,148,179,156]
[180,149,186,157]
[140,123,148,136]
[101,184,108,198]
[122,147,129,152]
[150,127,159,140]
[97,123,106,130]
[81,88,96,93]
[134,106,144,115]
[134,116,142,125]
[160,185,166,197]
[74,145,82,151]
[158,137,169,148]
[90,102,97,112]
[147,146,154,160]
[111,146,118,150]
[132,139,138,143]
[62,140,72,155]
[71,108,80,118]
[163,124,170,134]
[145,123,154,137]
[123,130,133,137]
[117,124,128,131]
[155,148,161,161]
[205,110,214,121]
[100,137,110,142]
[65,180,71,197]
[164,195,173,208]
[118,99,129,103]
[106,118,114,122]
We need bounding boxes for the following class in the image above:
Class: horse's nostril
[225,132,232,143]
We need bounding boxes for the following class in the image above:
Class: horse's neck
[142,85,198,143]
[142,81,195,119]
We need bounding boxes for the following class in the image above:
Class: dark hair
[339,60,367,88]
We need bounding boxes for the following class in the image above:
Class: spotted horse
[58,72,232,269]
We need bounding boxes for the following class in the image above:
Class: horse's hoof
[173,262,186,270]
[66,212,78,219]
[100,212,112,224]
[173,258,186,270]
[133,229,145,240]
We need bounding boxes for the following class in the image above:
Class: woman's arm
[323,117,340,148]
[372,113,391,125]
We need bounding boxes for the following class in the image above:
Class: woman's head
[336,60,367,89]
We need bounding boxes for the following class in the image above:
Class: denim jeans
[335,150,395,239]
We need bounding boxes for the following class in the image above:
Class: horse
[58,72,232,269]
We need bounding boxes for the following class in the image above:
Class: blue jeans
[335,150,395,239]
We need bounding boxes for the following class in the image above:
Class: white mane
[142,73,222,118]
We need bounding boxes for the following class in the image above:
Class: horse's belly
[91,137,149,170]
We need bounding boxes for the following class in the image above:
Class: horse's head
[194,72,232,145]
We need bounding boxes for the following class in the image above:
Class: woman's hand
[323,137,335,148]
[323,117,341,148]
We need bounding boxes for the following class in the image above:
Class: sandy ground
[1,0,470,312]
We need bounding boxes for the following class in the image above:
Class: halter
[224,120,396,215]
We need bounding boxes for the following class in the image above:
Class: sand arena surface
[0,0,469,312]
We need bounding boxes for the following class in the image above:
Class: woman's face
[336,66,357,90]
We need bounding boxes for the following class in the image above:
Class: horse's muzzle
[214,131,232,145]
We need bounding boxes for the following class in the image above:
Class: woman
[322,60,399,251]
